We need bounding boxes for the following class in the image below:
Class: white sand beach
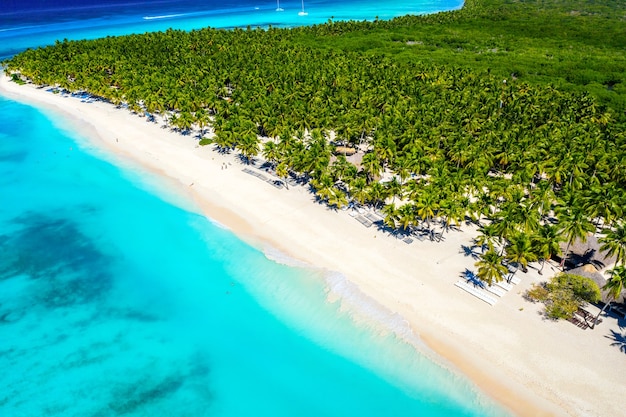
[2,75,624,417]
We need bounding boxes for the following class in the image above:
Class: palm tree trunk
[590,299,612,329]
[507,265,518,284]
[592,217,601,236]
[560,241,572,271]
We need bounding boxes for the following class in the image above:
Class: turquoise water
[0,1,511,416]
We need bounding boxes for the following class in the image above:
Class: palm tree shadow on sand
[605,325,626,354]
[460,244,481,260]
[460,268,486,288]
[565,248,606,270]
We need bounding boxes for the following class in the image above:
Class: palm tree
[361,152,383,182]
[374,134,396,167]
[194,108,210,135]
[475,248,508,286]
[310,173,334,204]
[474,223,499,253]
[213,129,236,152]
[599,221,626,267]
[604,266,626,302]
[384,177,402,204]
[439,198,465,231]
[327,188,349,209]
[584,184,623,231]
[505,232,538,276]
[365,182,388,210]
[592,265,626,328]
[414,190,439,230]
[557,207,595,270]
[237,133,260,163]
[276,161,290,189]
[348,176,369,206]
[515,203,541,235]
[393,156,412,185]
[397,203,417,233]
[382,203,399,232]
[263,141,281,166]
[491,213,519,253]
[529,180,555,218]
[534,224,563,275]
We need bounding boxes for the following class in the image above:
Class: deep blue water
[0,1,511,416]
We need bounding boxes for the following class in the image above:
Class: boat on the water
[298,0,308,15]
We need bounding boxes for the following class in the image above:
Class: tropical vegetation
[3,0,626,288]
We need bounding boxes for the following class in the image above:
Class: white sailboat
[298,0,308,15]
[276,0,283,11]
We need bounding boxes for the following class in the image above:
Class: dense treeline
[296,0,626,114]
[3,0,626,286]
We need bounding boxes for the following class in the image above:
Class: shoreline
[2,75,624,417]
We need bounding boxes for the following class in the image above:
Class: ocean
[0,1,511,416]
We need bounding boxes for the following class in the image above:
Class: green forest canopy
[4,0,626,282]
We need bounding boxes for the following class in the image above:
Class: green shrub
[10,73,25,85]
[525,273,601,320]
[526,283,549,302]
[547,273,601,304]
[545,287,582,320]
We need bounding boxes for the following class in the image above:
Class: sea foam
[263,244,434,360]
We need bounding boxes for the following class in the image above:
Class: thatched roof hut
[346,150,365,167]
[334,146,357,156]
[560,234,617,272]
